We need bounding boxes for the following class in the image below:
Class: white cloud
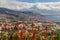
[0,0,60,10]
[0,0,34,10]
[36,2,60,10]
[0,0,60,22]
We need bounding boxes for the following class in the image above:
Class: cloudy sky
[0,0,60,22]
[0,0,60,10]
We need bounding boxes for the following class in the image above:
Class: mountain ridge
[0,8,50,23]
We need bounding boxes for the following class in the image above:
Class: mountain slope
[0,8,49,22]
[29,5,60,22]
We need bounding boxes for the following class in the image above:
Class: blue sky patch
[18,0,60,3]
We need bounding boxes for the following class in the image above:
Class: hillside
[0,8,49,23]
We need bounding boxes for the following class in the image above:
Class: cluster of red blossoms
[2,22,49,40]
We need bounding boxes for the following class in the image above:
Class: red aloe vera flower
[16,23,19,27]
[38,26,40,31]
[31,22,35,27]
[45,26,48,32]
[32,30,36,39]
[44,32,48,38]
[20,30,24,39]
[3,23,8,28]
